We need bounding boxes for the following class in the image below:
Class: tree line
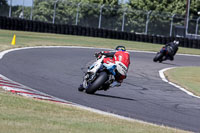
[1,0,200,35]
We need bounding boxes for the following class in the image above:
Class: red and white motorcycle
[78,55,127,94]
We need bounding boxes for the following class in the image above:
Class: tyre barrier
[0,16,200,49]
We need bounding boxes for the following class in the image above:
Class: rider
[163,40,179,61]
[95,45,130,87]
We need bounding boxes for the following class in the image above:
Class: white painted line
[69,102,159,126]
[159,67,200,99]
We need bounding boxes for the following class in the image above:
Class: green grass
[0,29,200,55]
[0,89,190,133]
[164,67,200,96]
[0,29,198,133]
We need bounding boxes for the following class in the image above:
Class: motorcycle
[153,46,174,63]
[78,55,122,94]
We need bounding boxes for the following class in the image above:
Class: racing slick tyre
[153,52,164,62]
[85,72,108,94]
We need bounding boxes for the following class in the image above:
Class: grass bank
[164,67,200,96]
[0,89,190,133]
[0,29,200,55]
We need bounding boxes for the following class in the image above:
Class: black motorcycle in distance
[153,46,174,63]
[153,40,179,63]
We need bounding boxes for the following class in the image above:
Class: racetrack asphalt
[0,47,200,132]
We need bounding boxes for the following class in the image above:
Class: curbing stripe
[0,73,73,104]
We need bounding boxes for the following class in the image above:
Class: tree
[31,0,122,28]
[128,0,200,17]
[31,0,52,22]
[190,0,200,18]
[126,0,188,35]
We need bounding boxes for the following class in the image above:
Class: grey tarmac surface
[0,47,200,132]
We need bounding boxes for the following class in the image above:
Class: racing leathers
[95,50,130,87]
[163,42,179,61]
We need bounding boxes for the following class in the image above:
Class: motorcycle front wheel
[85,72,108,94]
[153,52,164,62]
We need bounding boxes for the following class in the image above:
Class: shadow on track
[94,93,136,101]
[159,62,180,66]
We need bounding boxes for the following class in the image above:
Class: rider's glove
[94,51,103,58]
[94,52,99,58]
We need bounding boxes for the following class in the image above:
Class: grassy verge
[0,29,198,133]
[164,67,200,96]
[0,89,190,133]
[0,29,200,55]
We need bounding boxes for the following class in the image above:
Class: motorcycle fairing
[115,61,127,76]
[103,63,116,76]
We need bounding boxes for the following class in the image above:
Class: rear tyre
[86,72,108,94]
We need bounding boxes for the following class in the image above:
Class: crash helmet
[115,45,126,51]
[173,40,179,46]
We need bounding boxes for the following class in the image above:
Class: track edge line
[159,67,200,99]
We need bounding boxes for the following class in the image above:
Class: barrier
[0,16,200,49]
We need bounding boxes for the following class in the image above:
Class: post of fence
[30,0,34,20]
[195,17,200,35]
[75,2,81,25]
[98,4,104,29]
[145,10,151,34]
[53,0,59,24]
[185,0,191,36]
[9,0,12,17]
[121,7,127,31]
[170,14,176,37]
[22,0,25,19]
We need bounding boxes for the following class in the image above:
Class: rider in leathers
[162,40,179,61]
[95,46,130,87]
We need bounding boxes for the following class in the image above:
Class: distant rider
[95,45,130,88]
[162,40,179,61]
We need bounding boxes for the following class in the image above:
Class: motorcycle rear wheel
[86,72,108,94]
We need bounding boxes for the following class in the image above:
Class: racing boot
[169,56,174,61]
[110,81,121,88]
[78,84,85,92]
[102,83,110,91]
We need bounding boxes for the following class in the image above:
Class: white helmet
[173,40,179,46]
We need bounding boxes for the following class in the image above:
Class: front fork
[82,72,96,89]
[82,74,89,89]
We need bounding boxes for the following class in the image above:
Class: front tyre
[153,52,164,62]
[86,72,108,94]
